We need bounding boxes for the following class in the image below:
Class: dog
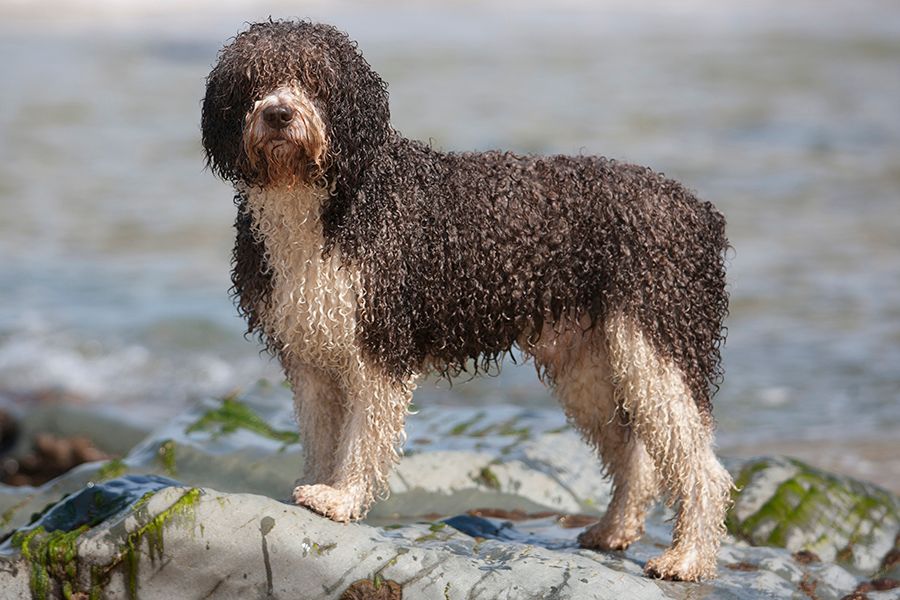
[201,19,733,581]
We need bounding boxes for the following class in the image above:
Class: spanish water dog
[201,20,732,581]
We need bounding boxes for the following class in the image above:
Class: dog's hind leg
[544,334,658,553]
[292,360,415,522]
[288,364,346,487]
[603,314,733,581]
[576,423,659,552]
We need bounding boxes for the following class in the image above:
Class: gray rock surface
[1,385,898,599]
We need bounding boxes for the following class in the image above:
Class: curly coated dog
[202,20,733,581]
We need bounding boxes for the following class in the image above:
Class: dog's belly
[244,185,361,370]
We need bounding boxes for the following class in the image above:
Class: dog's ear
[202,51,253,182]
[304,24,391,193]
[289,23,392,248]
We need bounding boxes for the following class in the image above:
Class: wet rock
[0,479,893,600]
[0,387,898,599]
[728,456,900,576]
[1,484,670,600]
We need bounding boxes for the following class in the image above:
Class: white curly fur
[244,183,415,520]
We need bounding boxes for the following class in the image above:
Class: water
[1,1,898,488]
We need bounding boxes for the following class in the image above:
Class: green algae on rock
[474,465,502,491]
[156,439,178,476]
[96,459,128,481]
[13,524,88,599]
[727,456,900,576]
[113,487,202,599]
[186,394,299,445]
[1,475,183,600]
[0,496,30,530]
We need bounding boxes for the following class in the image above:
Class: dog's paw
[644,549,717,582]
[577,521,642,551]
[292,484,361,522]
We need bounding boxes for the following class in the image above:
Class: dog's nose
[263,105,294,129]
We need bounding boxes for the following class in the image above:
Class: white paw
[292,483,362,522]
[644,548,717,582]
[578,521,643,551]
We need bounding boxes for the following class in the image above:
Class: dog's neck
[241,182,333,300]
[242,183,329,245]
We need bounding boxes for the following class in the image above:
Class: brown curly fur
[201,19,733,582]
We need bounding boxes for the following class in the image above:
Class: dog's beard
[241,87,327,188]
[245,135,315,187]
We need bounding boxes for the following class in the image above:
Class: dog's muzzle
[263,105,294,130]
[240,85,327,186]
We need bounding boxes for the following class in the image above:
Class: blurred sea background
[0,0,898,491]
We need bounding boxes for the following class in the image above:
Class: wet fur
[202,19,733,581]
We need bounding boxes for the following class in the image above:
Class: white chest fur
[244,185,361,370]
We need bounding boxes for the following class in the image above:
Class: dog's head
[202,20,390,189]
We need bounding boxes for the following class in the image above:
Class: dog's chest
[245,186,360,365]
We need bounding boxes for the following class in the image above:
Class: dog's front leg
[289,364,347,487]
[292,362,415,522]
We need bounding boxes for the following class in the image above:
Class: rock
[728,456,900,577]
[0,385,898,599]
[1,483,665,600]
